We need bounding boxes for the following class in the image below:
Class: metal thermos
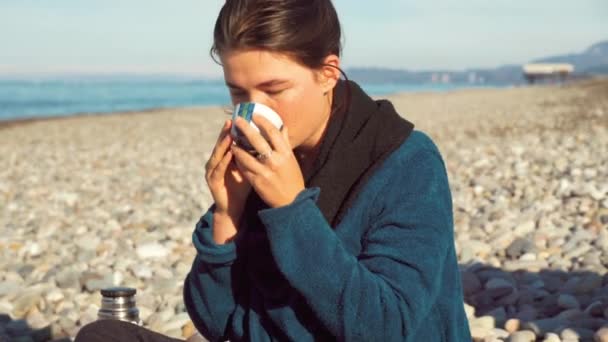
[98,287,141,325]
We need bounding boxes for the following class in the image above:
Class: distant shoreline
[1,78,598,130]
[0,80,513,125]
[0,105,221,130]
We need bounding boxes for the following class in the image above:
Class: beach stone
[571,317,607,330]
[182,320,196,339]
[519,252,537,261]
[26,308,50,330]
[503,260,548,272]
[507,238,535,259]
[504,318,520,333]
[57,191,79,207]
[470,326,491,341]
[471,315,496,330]
[147,310,175,332]
[523,318,566,335]
[536,272,557,287]
[584,301,605,317]
[486,287,515,299]
[515,304,538,321]
[558,294,580,310]
[464,303,476,318]
[561,327,595,340]
[508,330,536,342]
[82,273,113,292]
[468,239,492,257]
[55,269,80,289]
[595,327,608,342]
[484,307,507,327]
[76,234,101,252]
[160,312,191,333]
[542,332,561,342]
[486,277,514,290]
[130,264,153,279]
[12,290,41,318]
[555,309,584,320]
[561,277,582,293]
[496,290,520,306]
[529,280,545,290]
[576,273,603,293]
[515,221,536,236]
[136,242,170,259]
[461,270,482,295]
[459,247,475,263]
[0,281,20,296]
[165,329,184,339]
[490,328,509,339]
[45,289,64,304]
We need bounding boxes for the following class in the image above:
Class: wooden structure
[523,63,575,84]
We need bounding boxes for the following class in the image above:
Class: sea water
[0,77,496,121]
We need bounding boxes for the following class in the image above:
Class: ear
[317,54,341,94]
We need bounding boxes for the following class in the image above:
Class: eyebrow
[226,79,290,89]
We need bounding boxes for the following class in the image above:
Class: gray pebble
[508,329,536,342]
[557,294,580,310]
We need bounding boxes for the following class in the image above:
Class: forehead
[220,49,313,85]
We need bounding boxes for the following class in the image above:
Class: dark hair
[211,0,351,113]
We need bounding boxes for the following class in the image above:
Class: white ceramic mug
[230,102,283,151]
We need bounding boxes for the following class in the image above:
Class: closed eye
[265,89,285,96]
[228,88,246,96]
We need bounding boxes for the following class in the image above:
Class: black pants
[75,320,186,342]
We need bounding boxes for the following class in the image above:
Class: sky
[0,0,606,77]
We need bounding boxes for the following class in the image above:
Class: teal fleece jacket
[184,130,471,341]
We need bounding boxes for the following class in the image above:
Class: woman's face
[220,49,338,152]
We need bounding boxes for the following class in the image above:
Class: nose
[246,91,266,105]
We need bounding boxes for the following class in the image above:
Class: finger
[215,119,231,145]
[236,164,257,186]
[252,114,289,154]
[206,132,233,172]
[208,149,233,182]
[207,120,231,169]
[231,143,266,174]
[234,117,273,155]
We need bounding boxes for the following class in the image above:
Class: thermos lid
[100,287,136,297]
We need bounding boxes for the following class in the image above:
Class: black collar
[306,79,414,227]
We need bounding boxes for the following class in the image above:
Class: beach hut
[523,63,575,84]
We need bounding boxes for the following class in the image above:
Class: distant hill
[347,40,608,85]
[534,41,608,73]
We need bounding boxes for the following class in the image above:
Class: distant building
[523,63,574,84]
[441,73,451,83]
[468,72,477,84]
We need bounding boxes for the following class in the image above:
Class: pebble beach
[1,78,607,341]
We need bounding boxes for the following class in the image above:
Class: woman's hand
[205,120,252,220]
[231,115,305,208]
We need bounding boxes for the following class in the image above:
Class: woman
[76,0,471,341]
